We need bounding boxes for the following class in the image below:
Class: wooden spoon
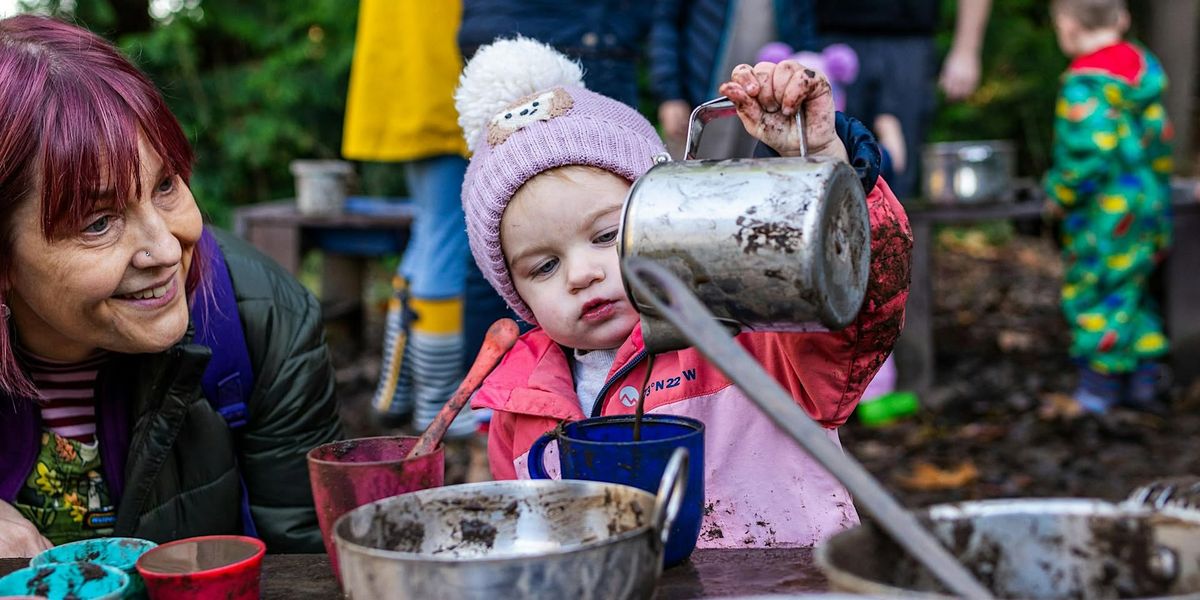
[406,318,521,459]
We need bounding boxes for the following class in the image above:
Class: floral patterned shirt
[14,431,116,545]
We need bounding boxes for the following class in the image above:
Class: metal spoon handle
[651,447,689,549]
[622,257,994,600]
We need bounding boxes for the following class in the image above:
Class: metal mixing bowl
[816,498,1200,599]
[334,450,686,599]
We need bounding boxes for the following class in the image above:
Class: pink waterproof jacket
[472,179,912,548]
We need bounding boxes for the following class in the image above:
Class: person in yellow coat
[343,0,504,435]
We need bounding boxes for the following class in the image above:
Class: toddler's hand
[719,61,848,163]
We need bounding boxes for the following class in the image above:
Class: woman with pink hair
[0,15,340,557]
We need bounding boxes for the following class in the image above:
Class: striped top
[18,350,110,444]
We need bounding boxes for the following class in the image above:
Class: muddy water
[633,353,657,442]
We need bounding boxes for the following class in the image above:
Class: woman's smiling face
[6,136,202,361]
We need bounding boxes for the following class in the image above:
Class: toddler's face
[1052,12,1084,56]
[501,166,638,350]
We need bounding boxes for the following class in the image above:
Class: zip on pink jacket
[472,178,912,548]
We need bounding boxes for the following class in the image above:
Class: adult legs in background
[836,35,937,201]
[373,155,478,438]
[839,35,937,405]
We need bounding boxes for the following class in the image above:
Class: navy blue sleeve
[776,0,819,53]
[835,111,881,193]
[752,112,881,193]
[648,0,687,102]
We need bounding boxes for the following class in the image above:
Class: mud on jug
[620,97,872,352]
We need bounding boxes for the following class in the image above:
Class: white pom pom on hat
[455,36,586,153]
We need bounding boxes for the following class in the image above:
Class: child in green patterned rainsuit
[1046,0,1173,413]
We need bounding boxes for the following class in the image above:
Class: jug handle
[651,447,689,549]
[526,433,555,479]
[684,96,807,160]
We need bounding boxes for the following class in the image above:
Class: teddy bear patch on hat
[486,88,575,147]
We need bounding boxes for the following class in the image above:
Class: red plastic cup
[307,436,444,579]
[135,535,265,600]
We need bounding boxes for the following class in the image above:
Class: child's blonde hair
[517,165,623,189]
[1051,0,1128,30]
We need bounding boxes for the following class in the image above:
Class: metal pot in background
[290,159,355,215]
[619,97,872,353]
[922,140,1015,204]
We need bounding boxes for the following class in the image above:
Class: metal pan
[333,447,687,600]
[817,498,1200,599]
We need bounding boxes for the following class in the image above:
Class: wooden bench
[233,198,415,345]
[895,179,1200,400]
[232,199,414,272]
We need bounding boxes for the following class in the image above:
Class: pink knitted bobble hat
[455,37,666,324]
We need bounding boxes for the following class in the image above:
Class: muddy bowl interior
[816,499,1200,599]
[333,479,666,600]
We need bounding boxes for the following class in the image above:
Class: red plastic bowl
[135,535,266,600]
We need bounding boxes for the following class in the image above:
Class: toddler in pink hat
[461,37,913,549]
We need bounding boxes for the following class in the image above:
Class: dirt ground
[328,229,1200,505]
[843,229,1200,508]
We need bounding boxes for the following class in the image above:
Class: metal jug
[619,97,872,353]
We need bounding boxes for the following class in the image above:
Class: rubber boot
[408,297,477,439]
[1124,361,1170,416]
[371,276,415,427]
[1073,362,1123,414]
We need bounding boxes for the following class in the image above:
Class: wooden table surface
[0,548,828,598]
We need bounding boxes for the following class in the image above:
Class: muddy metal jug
[620,97,871,352]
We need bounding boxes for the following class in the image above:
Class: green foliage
[24,0,360,227]
[933,0,1069,177]
[18,0,1088,224]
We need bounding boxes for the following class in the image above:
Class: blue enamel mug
[528,414,704,566]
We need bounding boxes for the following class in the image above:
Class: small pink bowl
[135,535,265,600]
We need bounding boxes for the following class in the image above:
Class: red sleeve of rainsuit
[486,409,519,480]
[742,177,912,428]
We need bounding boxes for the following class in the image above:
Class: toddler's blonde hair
[1051,0,1128,30]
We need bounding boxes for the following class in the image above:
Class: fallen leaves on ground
[1038,392,1084,421]
[844,233,1200,508]
[953,423,1009,443]
[1015,245,1063,276]
[997,329,1037,352]
[938,229,1000,259]
[897,461,980,491]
